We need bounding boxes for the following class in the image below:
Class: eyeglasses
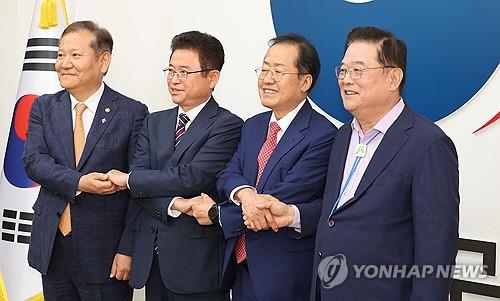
[255,67,306,82]
[334,65,396,80]
[163,68,216,80]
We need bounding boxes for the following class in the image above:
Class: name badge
[354,144,367,158]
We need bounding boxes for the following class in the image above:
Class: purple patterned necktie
[175,113,190,147]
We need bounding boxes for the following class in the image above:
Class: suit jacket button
[318,251,322,258]
[328,219,335,227]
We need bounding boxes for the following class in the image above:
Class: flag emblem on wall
[0,0,73,300]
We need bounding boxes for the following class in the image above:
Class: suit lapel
[156,109,177,167]
[335,106,414,213]
[77,85,119,170]
[256,101,312,190]
[171,98,218,164]
[325,124,352,206]
[248,113,270,186]
[54,91,75,167]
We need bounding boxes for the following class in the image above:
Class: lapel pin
[101,118,107,124]
[105,107,111,113]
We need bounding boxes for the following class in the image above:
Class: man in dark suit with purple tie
[107,31,243,301]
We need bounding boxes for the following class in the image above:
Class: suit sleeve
[219,200,247,239]
[129,113,243,202]
[410,134,459,300]
[23,97,82,201]
[216,121,256,199]
[216,122,254,239]
[129,112,152,172]
[117,102,148,255]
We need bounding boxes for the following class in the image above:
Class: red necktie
[235,121,281,264]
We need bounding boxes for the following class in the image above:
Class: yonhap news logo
[271,0,500,123]
[317,253,488,290]
[317,254,348,289]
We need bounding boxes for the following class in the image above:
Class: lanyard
[327,131,381,222]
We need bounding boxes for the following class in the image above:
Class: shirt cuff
[230,185,256,206]
[218,205,222,227]
[167,197,182,218]
[126,172,131,190]
[288,205,301,233]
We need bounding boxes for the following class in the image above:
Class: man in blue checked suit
[190,34,337,301]
[107,31,243,301]
[23,21,148,300]
[312,26,459,300]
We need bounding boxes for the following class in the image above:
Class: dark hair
[268,34,321,93]
[170,31,224,76]
[61,20,113,55]
[344,26,407,93]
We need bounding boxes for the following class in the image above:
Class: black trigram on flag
[22,38,59,72]
[1,209,33,244]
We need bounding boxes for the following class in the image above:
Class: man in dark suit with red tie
[190,34,338,301]
[107,31,243,301]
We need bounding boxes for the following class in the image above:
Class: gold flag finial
[39,0,58,29]
[38,0,69,29]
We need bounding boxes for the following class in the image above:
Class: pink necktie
[235,121,281,263]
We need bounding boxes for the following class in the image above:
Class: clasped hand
[237,188,295,232]
[179,188,295,232]
[171,193,215,226]
[77,169,128,195]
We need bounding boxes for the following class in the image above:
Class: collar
[269,98,307,132]
[352,98,405,136]
[69,82,104,114]
[177,97,211,121]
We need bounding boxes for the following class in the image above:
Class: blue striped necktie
[154,113,190,254]
[175,113,190,147]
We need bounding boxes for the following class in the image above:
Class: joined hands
[181,188,295,232]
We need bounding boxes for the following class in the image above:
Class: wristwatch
[208,203,219,225]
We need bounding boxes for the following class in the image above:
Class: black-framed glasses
[334,65,396,80]
[163,68,216,80]
[255,67,306,82]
